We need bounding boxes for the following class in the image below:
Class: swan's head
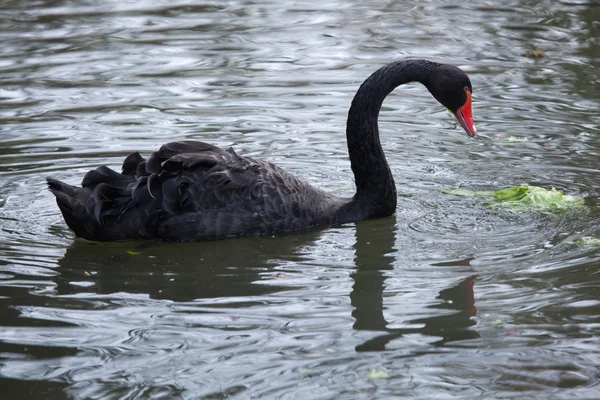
[427,65,477,137]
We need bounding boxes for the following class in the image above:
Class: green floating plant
[505,136,529,142]
[443,185,586,214]
[573,237,600,247]
[441,189,493,200]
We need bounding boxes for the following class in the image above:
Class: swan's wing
[146,142,320,240]
[51,140,321,241]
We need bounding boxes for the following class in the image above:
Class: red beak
[454,90,476,137]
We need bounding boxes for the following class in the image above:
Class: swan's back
[47,141,344,241]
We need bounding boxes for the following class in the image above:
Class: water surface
[1,0,599,398]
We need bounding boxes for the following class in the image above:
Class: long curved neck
[341,60,436,221]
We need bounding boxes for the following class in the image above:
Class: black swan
[47,59,476,241]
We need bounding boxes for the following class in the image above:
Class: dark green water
[1,0,599,398]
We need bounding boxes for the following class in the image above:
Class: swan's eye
[463,86,470,93]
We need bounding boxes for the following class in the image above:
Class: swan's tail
[46,177,95,239]
[47,163,156,241]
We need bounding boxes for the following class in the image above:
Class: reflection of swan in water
[354,275,479,352]
[47,60,476,241]
[55,215,479,348]
[54,232,322,302]
[350,218,479,351]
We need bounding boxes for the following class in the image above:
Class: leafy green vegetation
[574,237,600,247]
[443,185,586,214]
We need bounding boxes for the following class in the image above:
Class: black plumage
[47,60,476,241]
